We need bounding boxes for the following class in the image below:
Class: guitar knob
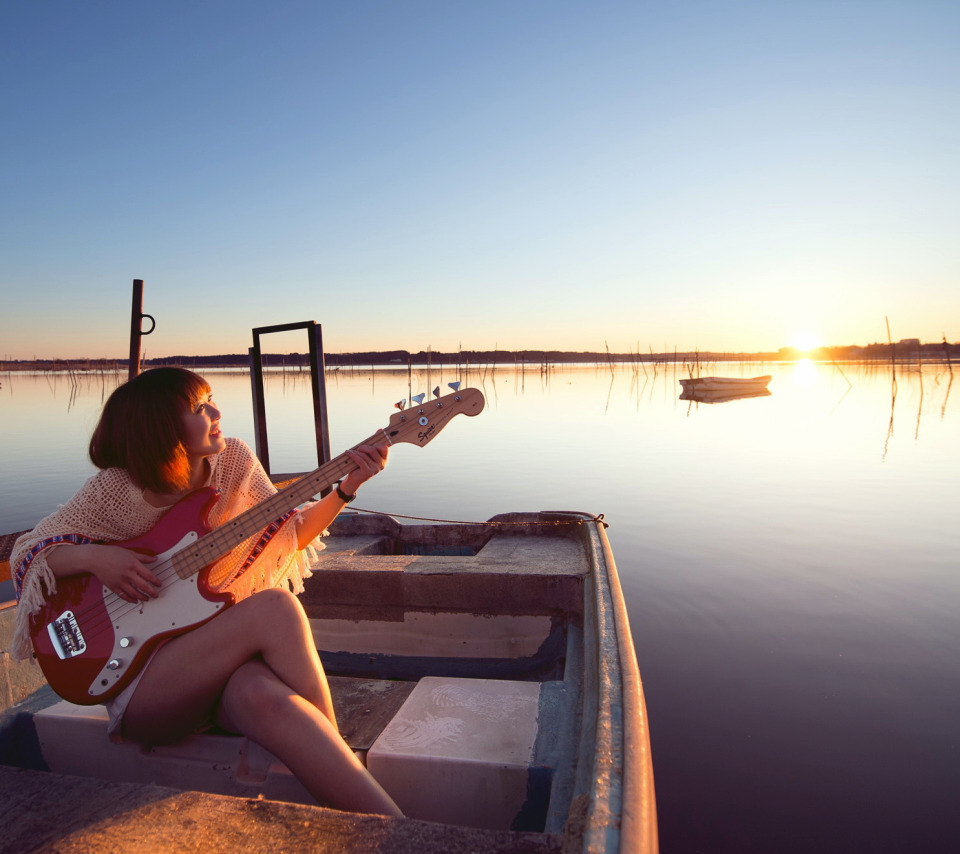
[119,637,132,648]
[107,659,122,670]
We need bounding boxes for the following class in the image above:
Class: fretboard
[171,432,380,579]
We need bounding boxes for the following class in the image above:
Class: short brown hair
[89,367,212,493]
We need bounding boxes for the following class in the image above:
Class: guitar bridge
[48,610,87,660]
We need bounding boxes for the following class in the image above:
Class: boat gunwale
[561,512,657,854]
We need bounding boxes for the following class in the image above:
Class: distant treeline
[150,349,775,367]
[3,340,957,372]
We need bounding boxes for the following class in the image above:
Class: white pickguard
[88,531,225,699]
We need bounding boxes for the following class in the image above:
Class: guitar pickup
[48,610,87,660]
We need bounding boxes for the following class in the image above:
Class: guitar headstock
[382,387,485,447]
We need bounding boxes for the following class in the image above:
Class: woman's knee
[241,586,305,622]
[220,661,291,724]
[230,588,308,641]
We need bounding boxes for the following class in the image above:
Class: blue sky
[2,1,958,359]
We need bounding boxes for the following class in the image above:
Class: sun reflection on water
[790,358,817,387]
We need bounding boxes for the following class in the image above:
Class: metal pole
[127,279,155,381]
[249,340,270,475]
[128,280,144,380]
[309,323,331,491]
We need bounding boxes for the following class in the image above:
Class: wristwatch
[335,482,357,503]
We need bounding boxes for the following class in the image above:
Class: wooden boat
[679,375,771,392]
[0,509,657,853]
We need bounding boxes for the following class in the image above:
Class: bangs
[178,374,212,411]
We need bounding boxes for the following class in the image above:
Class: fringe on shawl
[282,510,324,592]
[249,512,325,596]
[10,535,68,660]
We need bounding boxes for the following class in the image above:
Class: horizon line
[2,338,957,368]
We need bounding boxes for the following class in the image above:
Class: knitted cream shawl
[11,437,320,659]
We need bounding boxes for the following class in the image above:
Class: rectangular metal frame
[248,321,330,479]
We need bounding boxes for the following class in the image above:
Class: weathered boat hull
[679,374,772,391]
[0,510,656,853]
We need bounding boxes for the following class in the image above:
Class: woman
[11,367,402,816]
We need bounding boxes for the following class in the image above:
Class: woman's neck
[143,457,210,508]
[186,456,210,490]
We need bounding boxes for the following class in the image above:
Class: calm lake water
[2,361,958,852]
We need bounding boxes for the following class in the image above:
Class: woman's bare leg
[216,659,401,816]
[124,588,335,741]
[121,589,400,814]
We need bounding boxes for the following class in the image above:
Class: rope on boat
[345,507,609,528]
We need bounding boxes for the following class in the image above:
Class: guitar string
[51,455,359,646]
[64,494,316,638]
[83,426,416,633]
[57,501,304,648]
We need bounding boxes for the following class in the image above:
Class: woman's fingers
[339,444,389,497]
[347,444,388,476]
[98,548,161,602]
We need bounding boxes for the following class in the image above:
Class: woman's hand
[341,443,389,495]
[92,545,162,603]
[50,543,162,603]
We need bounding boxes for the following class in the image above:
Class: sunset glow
[1,5,958,361]
[791,333,823,354]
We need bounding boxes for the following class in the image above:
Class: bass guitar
[29,387,484,705]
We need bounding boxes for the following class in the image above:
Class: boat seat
[30,675,415,806]
[367,676,550,831]
[33,700,316,803]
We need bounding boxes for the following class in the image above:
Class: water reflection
[1,360,958,851]
[791,357,818,387]
[4,360,954,451]
[941,370,954,420]
[680,388,772,405]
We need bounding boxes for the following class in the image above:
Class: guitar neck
[166,385,485,580]
[171,431,382,580]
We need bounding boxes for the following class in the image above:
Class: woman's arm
[296,444,388,549]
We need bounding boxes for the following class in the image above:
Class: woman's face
[180,389,227,459]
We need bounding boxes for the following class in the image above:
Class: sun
[791,332,822,354]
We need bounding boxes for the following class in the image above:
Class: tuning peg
[447,381,461,392]
[394,399,406,411]
[432,386,440,398]
[412,393,426,405]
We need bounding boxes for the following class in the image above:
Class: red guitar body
[29,487,234,705]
